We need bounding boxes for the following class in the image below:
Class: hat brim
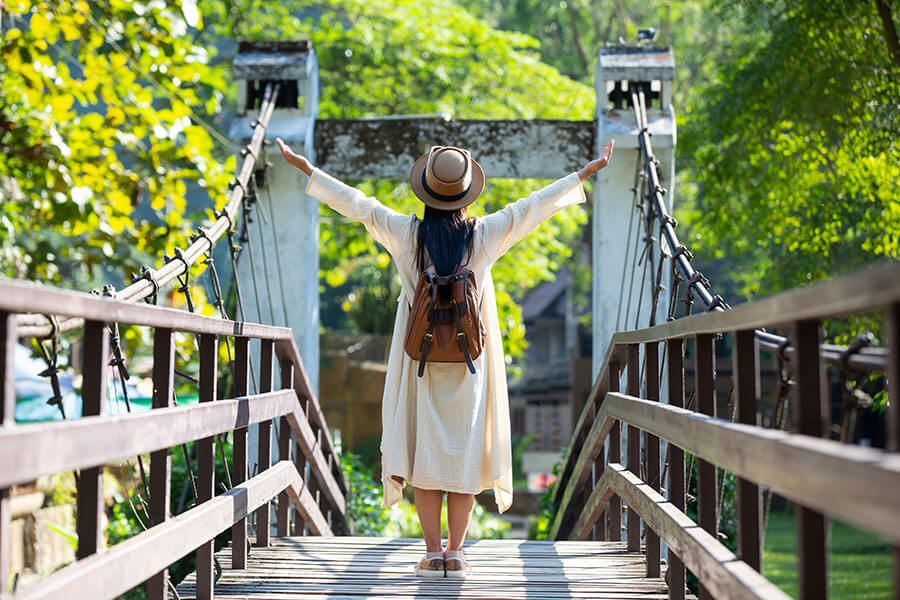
[409,152,485,211]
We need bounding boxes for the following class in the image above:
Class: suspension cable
[626,83,884,373]
[615,151,644,332]
[16,84,281,338]
[259,158,292,328]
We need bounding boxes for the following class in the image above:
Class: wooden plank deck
[176,536,688,599]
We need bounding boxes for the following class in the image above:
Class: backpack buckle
[424,333,434,341]
[457,332,466,339]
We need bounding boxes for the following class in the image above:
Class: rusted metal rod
[629,85,887,374]
[15,83,281,339]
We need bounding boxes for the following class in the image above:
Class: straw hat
[409,146,485,211]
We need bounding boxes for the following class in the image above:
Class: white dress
[306,168,586,513]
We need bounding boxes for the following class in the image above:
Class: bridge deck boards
[176,536,688,599]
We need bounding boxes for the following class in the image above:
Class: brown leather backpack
[404,268,485,377]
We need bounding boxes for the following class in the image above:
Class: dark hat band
[421,170,471,203]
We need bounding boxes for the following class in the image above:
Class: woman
[277,137,614,578]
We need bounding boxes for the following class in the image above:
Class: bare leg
[413,487,444,553]
[445,492,475,551]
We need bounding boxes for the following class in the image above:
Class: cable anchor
[131,266,160,305]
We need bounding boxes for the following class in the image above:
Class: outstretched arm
[578,139,615,182]
[479,139,615,262]
[275,137,410,257]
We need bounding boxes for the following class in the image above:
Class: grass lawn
[763,509,895,599]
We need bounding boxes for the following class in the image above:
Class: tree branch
[874,0,900,63]
[565,2,590,79]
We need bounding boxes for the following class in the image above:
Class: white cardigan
[306,168,586,513]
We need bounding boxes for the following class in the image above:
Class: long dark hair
[415,205,476,276]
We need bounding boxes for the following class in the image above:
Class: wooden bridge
[2,53,900,600]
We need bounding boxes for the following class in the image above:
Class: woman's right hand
[276,138,313,176]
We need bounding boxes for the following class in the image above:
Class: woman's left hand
[578,139,615,182]
[276,138,314,176]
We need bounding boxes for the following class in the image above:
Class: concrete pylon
[592,45,676,548]
[229,42,320,505]
[592,46,676,380]
[230,41,320,394]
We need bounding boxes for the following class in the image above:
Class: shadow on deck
[176,536,681,599]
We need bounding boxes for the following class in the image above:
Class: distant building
[508,268,592,492]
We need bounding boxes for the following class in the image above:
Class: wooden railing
[550,261,900,600]
[0,278,348,600]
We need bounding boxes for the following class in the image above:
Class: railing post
[293,390,310,536]
[888,302,900,600]
[277,358,293,537]
[255,339,274,547]
[0,312,15,592]
[147,328,174,600]
[196,333,218,600]
[231,337,249,568]
[592,401,607,541]
[644,341,660,578]
[584,473,595,540]
[626,343,641,553]
[77,320,108,560]
[319,428,333,529]
[734,329,761,571]
[607,359,621,541]
[666,338,685,600]
[793,319,828,600]
[694,333,717,600]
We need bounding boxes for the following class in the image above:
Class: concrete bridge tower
[229,41,321,394]
[592,46,676,379]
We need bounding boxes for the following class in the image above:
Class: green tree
[0,0,232,288]
[679,0,900,300]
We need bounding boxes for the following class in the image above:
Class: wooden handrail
[549,264,900,599]
[0,390,296,488]
[3,462,327,600]
[553,392,900,544]
[605,260,900,344]
[553,261,900,510]
[0,274,350,598]
[0,279,348,497]
[588,464,790,600]
[0,279,291,340]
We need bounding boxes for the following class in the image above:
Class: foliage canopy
[1,0,232,288]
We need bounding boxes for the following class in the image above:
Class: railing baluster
[196,333,218,600]
[277,358,293,537]
[231,337,250,567]
[608,359,622,541]
[256,339,274,547]
[793,319,828,600]
[666,338,686,600]
[147,328,174,600]
[644,341,660,578]
[626,343,641,553]
[889,302,900,600]
[695,333,717,600]
[77,320,108,560]
[0,312,15,591]
[734,329,761,571]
